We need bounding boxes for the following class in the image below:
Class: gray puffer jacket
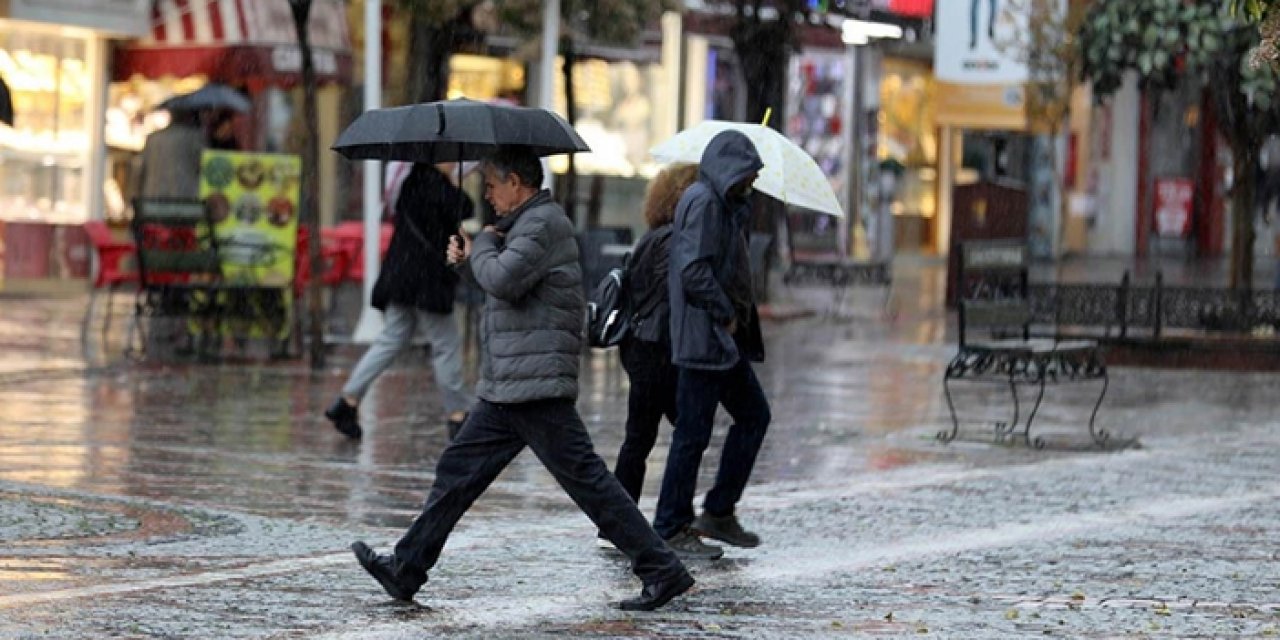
[469,190,584,403]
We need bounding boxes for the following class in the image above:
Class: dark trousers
[613,339,679,504]
[394,398,685,584]
[653,357,771,539]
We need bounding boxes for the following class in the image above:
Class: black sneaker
[691,512,760,548]
[325,397,362,440]
[350,541,425,601]
[664,528,724,560]
[595,532,619,552]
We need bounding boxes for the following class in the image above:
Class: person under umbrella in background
[653,130,771,558]
[205,109,239,151]
[597,163,699,550]
[131,108,205,201]
[351,146,693,612]
[325,162,476,440]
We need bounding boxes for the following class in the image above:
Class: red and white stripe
[146,0,348,50]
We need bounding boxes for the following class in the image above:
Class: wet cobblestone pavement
[2,270,1279,638]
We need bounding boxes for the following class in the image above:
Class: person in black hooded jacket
[325,162,476,440]
[652,130,770,559]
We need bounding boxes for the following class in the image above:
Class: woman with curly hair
[598,163,700,549]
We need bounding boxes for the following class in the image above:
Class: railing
[1027,272,1280,340]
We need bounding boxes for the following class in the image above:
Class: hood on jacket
[698,130,763,201]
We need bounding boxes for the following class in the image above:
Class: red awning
[113,0,353,89]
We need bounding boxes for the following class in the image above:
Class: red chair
[334,221,392,283]
[82,220,139,343]
[294,226,349,299]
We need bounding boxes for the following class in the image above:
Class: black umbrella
[0,75,13,126]
[159,83,251,113]
[331,98,590,162]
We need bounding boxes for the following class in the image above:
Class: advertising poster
[1154,177,1194,238]
[932,0,1063,131]
[934,0,1028,86]
[198,150,300,287]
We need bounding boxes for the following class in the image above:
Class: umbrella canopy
[159,83,251,113]
[0,75,13,126]
[331,98,591,163]
[650,120,844,217]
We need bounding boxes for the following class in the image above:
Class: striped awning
[113,0,352,88]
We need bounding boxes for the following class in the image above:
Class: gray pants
[342,304,474,415]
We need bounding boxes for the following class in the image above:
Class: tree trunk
[406,14,453,104]
[731,18,791,130]
[731,11,791,240]
[561,36,578,224]
[1213,76,1260,292]
[1230,141,1258,292]
[290,0,325,368]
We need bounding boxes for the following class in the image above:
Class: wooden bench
[127,198,293,359]
[940,240,1112,448]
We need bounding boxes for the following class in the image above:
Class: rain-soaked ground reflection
[7,261,1280,637]
[0,265,962,533]
[0,258,1161,528]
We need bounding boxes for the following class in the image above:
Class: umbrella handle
[435,103,446,135]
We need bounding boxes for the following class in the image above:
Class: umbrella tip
[761,107,772,127]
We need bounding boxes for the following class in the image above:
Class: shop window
[0,27,91,223]
[548,58,668,179]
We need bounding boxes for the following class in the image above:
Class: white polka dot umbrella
[649,120,844,217]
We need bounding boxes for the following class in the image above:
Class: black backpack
[587,254,631,348]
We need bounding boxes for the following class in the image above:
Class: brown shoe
[691,512,760,548]
[664,527,724,559]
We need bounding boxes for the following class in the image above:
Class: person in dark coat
[349,146,693,612]
[132,109,205,200]
[652,130,770,558]
[325,162,476,440]
[597,163,699,550]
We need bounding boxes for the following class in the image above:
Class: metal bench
[940,240,1111,448]
[127,198,292,360]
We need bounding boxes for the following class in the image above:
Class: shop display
[0,26,91,224]
[198,150,300,287]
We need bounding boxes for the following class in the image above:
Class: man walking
[351,146,693,612]
[652,130,771,558]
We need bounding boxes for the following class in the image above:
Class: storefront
[476,23,677,237]
[876,56,938,254]
[785,47,852,258]
[109,0,352,226]
[0,0,149,280]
